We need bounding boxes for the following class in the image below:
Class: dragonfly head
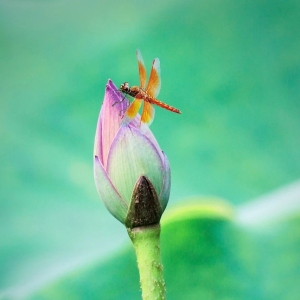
[120,82,130,93]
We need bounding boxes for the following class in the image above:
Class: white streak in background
[0,251,101,300]
[0,239,128,300]
[236,180,300,227]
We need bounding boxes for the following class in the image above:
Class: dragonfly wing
[146,58,161,98]
[136,49,147,89]
[121,98,142,126]
[141,101,155,126]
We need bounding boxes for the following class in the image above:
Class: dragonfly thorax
[120,82,141,98]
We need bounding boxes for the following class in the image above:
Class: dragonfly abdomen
[147,96,182,114]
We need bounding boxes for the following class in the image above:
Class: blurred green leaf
[29,200,300,300]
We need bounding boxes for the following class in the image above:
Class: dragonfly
[119,49,181,127]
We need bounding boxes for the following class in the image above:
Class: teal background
[1,0,300,299]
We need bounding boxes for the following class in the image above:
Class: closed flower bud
[94,80,171,228]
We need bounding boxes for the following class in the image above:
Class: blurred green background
[1,0,300,299]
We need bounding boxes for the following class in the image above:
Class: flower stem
[127,224,166,300]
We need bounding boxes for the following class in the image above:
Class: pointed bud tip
[125,176,163,229]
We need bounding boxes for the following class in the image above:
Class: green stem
[127,224,166,300]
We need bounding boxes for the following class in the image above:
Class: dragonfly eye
[120,82,129,92]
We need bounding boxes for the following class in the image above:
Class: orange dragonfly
[119,49,181,127]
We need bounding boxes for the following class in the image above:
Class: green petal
[160,152,171,211]
[94,156,128,223]
[107,126,164,205]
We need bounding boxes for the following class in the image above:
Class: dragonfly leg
[112,95,127,107]
[119,107,126,117]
